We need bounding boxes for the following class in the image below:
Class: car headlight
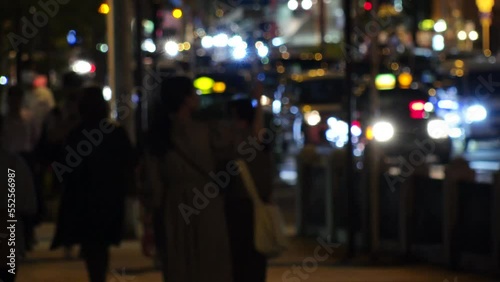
[465,105,487,123]
[305,110,321,126]
[372,121,394,142]
[427,119,449,139]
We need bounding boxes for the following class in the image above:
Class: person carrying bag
[236,159,288,258]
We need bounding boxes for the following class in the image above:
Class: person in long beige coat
[147,76,232,282]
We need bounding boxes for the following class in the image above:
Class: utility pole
[369,0,381,255]
[343,0,355,257]
[109,0,135,143]
[134,0,144,152]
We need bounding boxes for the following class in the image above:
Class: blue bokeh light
[67,30,77,45]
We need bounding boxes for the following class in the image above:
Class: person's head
[228,98,255,129]
[6,86,24,115]
[79,86,109,122]
[62,71,83,89]
[160,76,198,115]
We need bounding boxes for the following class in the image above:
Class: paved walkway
[16,225,497,282]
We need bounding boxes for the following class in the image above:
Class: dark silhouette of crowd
[1,72,275,282]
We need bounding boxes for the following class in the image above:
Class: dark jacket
[51,121,134,248]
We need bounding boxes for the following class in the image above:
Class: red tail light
[409,100,425,119]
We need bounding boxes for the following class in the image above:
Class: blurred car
[437,57,500,151]
[362,73,453,164]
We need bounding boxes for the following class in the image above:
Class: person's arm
[12,154,37,217]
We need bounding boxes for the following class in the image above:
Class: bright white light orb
[305,110,321,126]
[103,86,112,101]
[465,105,487,123]
[432,34,445,51]
[288,0,299,10]
[0,76,8,85]
[257,46,269,58]
[457,30,467,41]
[301,0,313,10]
[427,119,449,139]
[372,121,394,142]
[228,35,243,47]
[434,19,447,33]
[213,33,229,47]
[72,60,92,75]
[233,48,247,60]
[201,36,214,48]
[141,39,156,53]
[469,31,479,41]
[164,41,179,57]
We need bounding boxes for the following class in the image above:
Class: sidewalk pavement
[16,224,497,282]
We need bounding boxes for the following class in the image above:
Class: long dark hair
[147,76,194,157]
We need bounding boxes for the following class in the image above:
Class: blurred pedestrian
[225,98,274,282]
[35,77,83,259]
[147,76,232,282]
[24,75,56,141]
[1,86,37,156]
[50,86,135,282]
[0,112,37,282]
[1,86,39,252]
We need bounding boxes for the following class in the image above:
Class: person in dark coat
[50,86,135,282]
[147,76,233,282]
[225,98,274,282]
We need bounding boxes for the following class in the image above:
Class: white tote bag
[236,159,289,258]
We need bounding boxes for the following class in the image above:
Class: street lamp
[476,0,495,55]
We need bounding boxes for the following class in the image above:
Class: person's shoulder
[1,149,30,173]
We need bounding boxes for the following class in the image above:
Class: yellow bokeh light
[302,105,312,113]
[314,53,323,61]
[183,42,191,50]
[476,0,495,13]
[419,19,435,31]
[193,76,214,94]
[277,66,285,73]
[213,82,226,93]
[172,8,183,19]
[428,88,436,96]
[98,3,110,14]
[398,73,413,89]
[454,60,464,68]
[375,74,396,90]
[366,126,374,140]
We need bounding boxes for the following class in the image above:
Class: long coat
[51,121,134,249]
[154,118,232,282]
